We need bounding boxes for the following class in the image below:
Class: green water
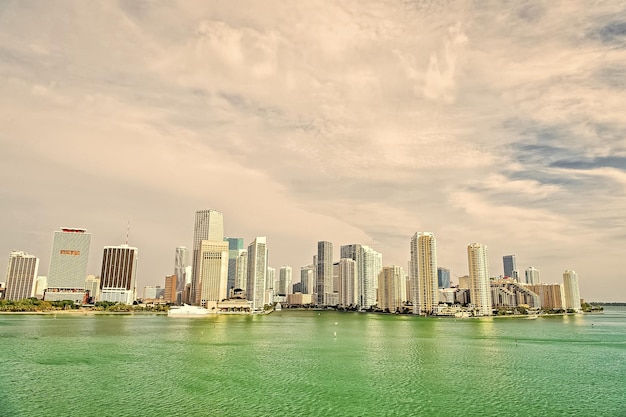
[1,308,624,417]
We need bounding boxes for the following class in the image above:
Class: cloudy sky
[1,1,625,301]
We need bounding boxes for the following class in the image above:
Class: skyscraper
[247,237,268,312]
[174,246,189,294]
[524,266,540,285]
[340,244,381,309]
[437,267,450,289]
[503,255,517,279]
[278,265,293,295]
[378,265,406,312]
[99,244,139,304]
[467,243,492,316]
[44,228,91,303]
[226,238,244,292]
[316,241,333,305]
[4,251,39,301]
[300,264,314,294]
[410,232,438,315]
[197,240,229,309]
[562,270,581,312]
[337,258,358,307]
[233,249,248,292]
[191,210,224,305]
[164,275,177,303]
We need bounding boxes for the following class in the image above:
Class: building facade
[4,251,39,301]
[467,243,492,316]
[524,267,540,285]
[562,270,582,312]
[226,238,244,293]
[337,258,358,307]
[437,267,450,289]
[99,244,139,304]
[316,241,333,305]
[410,232,438,315]
[191,209,224,305]
[174,246,190,294]
[197,240,229,309]
[300,264,314,294]
[503,255,517,279]
[45,228,91,303]
[378,265,407,312]
[278,265,293,296]
[247,237,268,312]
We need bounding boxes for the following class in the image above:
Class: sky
[1,1,625,302]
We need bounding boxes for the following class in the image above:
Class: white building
[300,264,314,294]
[562,270,582,312]
[234,250,248,291]
[191,209,224,305]
[338,258,358,307]
[247,237,268,312]
[4,251,39,301]
[524,266,540,285]
[467,243,492,316]
[197,240,229,310]
[278,265,293,295]
[99,244,138,305]
[410,232,438,315]
[44,228,91,303]
[84,275,100,302]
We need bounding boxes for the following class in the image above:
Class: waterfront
[1,308,624,417]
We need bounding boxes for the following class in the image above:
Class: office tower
[562,270,581,312]
[378,265,406,312]
[34,276,47,298]
[226,238,244,292]
[467,243,492,316]
[174,246,190,294]
[164,275,177,303]
[234,250,248,291]
[524,267,540,285]
[340,244,382,309]
[197,240,229,309]
[337,258,358,306]
[247,237,268,312]
[278,265,292,295]
[316,241,333,305]
[84,275,100,303]
[44,228,91,303]
[191,209,224,305]
[437,267,450,289]
[4,251,39,301]
[267,266,276,291]
[300,264,314,294]
[99,244,139,304]
[410,232,438,315]
[503,255,517,278]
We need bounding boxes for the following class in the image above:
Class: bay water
[1,308,624,416]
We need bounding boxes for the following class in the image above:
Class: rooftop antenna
[125,221,130,245]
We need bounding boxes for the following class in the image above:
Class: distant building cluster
[1,209,584,315]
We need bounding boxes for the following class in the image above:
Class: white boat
[167,304,210,317]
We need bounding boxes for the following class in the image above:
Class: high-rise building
[316,241,333,305]
[164,275,177,303]
[174,246,190,294]
[84,275,100,303]
[437,267,450,289]
[247,237,268,312]
[191,210,224,305]
[378,265,406,312]
[300,265,314,294]
[197,240,229,309]
[410,232,438,315]
[467,243,492,316]
[503,255,517,279]
[44,228,91,303]
[4,251,39,301]
[337,258,358,307]
[278,265,293,295]
[524,267,540,285]
[340,244,381,309]
[234,249,248,291]
[226,238,244,292]
[562,270,581,312]
[526,283,566,310]
[99,244,139,304]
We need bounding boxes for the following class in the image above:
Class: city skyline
[1,2,625,301]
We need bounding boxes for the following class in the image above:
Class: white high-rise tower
[562,270,581,312]
[247,237,268,312]
[44,228,91,303]
[410,232,438,315]
[191,210,224,305]
[4,251,39,301]
[467,243,492,316]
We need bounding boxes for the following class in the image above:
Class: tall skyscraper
[524,266,540,285]
[316,241,333,305]
[233,249,248,291]
[467,243,492,316]
[44,228,91,303]
[4,251,39,301]
[340,244,381,309]
[378,265,407,312]
[300,264,314,294]
[247,237,268,312]
[562,270,581,312]
[99,244,139,304]
[278,265,293,295]
[410,232,438,315]
[164,275,177,303]
[197,240,229,309]
[503,255,517,279]
[226,238,244,292]
[191,209,224,305]
[174,246,190,294]
[437,267,450,289]
[337,258,358,307]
